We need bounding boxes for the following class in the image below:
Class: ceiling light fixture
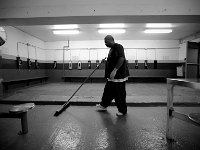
[53,24,78,29]
[99,23,125,28]
[98,29,126,34]
[144,29,172,33]
[146,23,172,28]
[53,30,80,35]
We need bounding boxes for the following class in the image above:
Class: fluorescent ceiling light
[146,23,172,28]
[144,29,172,33]
[53,24,78,29]
[99,23,125,28]
[98,29,126,34]
[53,30,80,35]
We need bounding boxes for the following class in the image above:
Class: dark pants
[100,81,127,114]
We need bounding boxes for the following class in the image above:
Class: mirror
[0,27,7,46]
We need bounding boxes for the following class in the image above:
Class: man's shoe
[96,104,107,111]
[116,112,127,116]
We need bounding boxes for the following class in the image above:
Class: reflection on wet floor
[0,105,199,150]
[42,117,82,150]
[2,83,200,104]
[95,128,109,149]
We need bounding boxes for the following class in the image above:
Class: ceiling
[15,23,200,42]
[1,0,200,42]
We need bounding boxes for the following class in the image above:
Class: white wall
[45,40,180,62]
[1,27,181,62]
[45,40,109,62]
[179,42,187,61]
[121,40,179,62]
[0,26,46,61]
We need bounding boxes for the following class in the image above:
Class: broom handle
[62,58,106,107]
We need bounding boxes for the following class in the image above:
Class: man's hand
[109,68,117,79]
[101,57,107,63]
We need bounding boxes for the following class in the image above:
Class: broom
[54,58,106,116]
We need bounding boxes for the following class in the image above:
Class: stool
[0,103,35,135]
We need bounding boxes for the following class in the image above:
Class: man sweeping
[96,35,130,116]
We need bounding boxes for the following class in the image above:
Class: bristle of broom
[54,101,70,116]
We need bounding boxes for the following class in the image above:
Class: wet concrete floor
[0,105,200,150]
[0,83,200,149]
[1,83,200,105]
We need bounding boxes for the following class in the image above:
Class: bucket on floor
[177,65,184,77]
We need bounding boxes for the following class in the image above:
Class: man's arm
[110,57,124,79]
[115,57,125,70]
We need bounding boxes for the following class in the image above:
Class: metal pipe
[17,42,20,57]
[34,46,37,60]
[62,41,69,76]
[27,43,29,58]
[63,47,65,76]
[16,42,180,51]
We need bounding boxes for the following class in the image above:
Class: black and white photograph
[0,0,200,149]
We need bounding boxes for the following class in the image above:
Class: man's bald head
[104,35,115,48]
[104,35,114,41]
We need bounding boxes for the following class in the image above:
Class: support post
[20,112,28,134]
[166,83,174,140]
